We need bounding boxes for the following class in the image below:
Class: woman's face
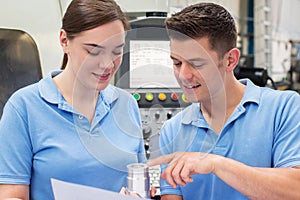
[62,20,125,91]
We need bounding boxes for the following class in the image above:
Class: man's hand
[147,152,217,188]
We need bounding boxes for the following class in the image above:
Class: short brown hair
[165,2,237,59]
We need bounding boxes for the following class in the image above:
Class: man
[148,2,300,200]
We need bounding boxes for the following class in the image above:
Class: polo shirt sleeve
[0,98,32,185]
[273,92,300,168]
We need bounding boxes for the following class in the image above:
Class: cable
[58,0,64,18]
[267,76,277,90]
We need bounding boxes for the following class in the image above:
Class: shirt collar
[38,70,119,106]
[100,84,119,105]
[180,78,261,126]
[38,70,63,104]
[181,103,202,125]
[239,78,261,106]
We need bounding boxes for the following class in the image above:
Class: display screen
[129,40,179,88]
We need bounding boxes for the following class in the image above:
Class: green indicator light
[133,93,141,101]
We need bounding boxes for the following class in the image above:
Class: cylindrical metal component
[127,163,150,198]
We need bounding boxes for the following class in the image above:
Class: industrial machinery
[115,15,191,160]
[114,15,191,197]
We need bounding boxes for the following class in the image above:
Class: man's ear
[225,48,240,72]
[59,29,69,53]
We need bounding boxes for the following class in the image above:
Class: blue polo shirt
[0,71,146,199]
[159,79,300,199]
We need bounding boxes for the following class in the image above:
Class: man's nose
[178,62,193,80]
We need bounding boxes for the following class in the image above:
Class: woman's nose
[98,56,114,70]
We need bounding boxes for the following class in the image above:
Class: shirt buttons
[78,115,84,119]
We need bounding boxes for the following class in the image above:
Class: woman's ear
[225,48,240,72]
[60,29,68,53]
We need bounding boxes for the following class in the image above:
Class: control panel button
[145,93,154,102]
[170,93,179,101]
[142,125,152,138]
[158,93,167,101]
[133,93,141,101]
[154,111,160,120]
[182,93,189,103]
[144,142,150,150]
[166,111,172,119]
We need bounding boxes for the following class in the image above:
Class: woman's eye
[87,49,101,56]
[173,61,182,67]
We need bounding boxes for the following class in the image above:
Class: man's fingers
[162,164,177,188]
[181,165,194,183]
[147,153,176,166]
[171,161,187,186]
[147,152,195,188]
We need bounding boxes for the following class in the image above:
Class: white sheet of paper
[51,178,150,200]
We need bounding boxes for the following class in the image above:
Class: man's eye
[190,62,205,69]
[112,51,122,56]
[192,64,204,69]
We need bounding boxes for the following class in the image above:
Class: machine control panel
[139,107,183,159]
[127,89,191,159]
[132,91,190,108]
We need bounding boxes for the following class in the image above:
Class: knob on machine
[142,125,152,139]
[166,111,172,120]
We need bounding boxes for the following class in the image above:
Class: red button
[171,93,178,101]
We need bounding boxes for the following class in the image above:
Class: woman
[0,0,146,199]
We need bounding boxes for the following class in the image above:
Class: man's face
[170,37,227,103]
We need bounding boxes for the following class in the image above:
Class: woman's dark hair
[60,0,129,69]
[165,2,237,59]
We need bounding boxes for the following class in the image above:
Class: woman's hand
[119,186,157,198]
